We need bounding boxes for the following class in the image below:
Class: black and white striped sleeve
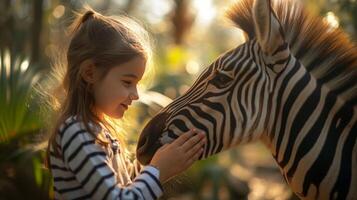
[60,124,163,200]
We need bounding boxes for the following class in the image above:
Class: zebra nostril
[137,130,153,164]
[137,136,153,164]
[137,134,149,150]
[136,112,170,164]
[136,137,151,164]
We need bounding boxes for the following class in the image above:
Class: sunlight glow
[325,12,339,29]
[248,177,292,200]
[141,0,173,24]
[192,0,216,26]
[185,60,200,75]
[20,60,29,72]
[52,5,65,19]
[230,164,252,180]
[4,50,10,77]
[139,90,172,108]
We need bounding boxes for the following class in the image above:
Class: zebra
[136,0,357,199]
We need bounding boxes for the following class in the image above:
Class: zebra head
[137,0,290,165]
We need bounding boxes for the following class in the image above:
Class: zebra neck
[263,55,308,151]
[263,53,355,165]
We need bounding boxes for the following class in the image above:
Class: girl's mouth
[120,104,128,110]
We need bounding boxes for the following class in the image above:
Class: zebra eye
[210,70,234,89]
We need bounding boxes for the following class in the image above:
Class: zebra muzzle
[136,112,170,165]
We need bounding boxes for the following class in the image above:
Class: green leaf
[32,156,43,187]
[0,48,42,143]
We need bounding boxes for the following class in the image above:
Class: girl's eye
[122,80,132,86]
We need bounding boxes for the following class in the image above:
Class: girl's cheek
[115,86,128,99]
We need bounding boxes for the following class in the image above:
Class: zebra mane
[226,0,357,105]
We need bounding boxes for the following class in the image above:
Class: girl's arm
[60,124,163,200]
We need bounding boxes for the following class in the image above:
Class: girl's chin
[103,106,126,119]
[106,111,124,119]
[111,112,124,119]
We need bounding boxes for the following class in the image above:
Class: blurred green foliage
[0,48,51,199]
[0,49,41,143]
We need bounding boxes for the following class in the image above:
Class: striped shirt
[49,116,163,200]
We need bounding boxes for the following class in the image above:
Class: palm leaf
[0,48,42,144]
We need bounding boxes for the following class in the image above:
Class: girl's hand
[149,129,206,183]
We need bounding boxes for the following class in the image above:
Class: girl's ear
[80,59,97,83]
[253,0,285,54]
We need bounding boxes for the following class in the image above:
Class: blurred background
[0,0,356,199]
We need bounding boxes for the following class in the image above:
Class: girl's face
[92,56,146,119]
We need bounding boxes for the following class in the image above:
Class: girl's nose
[130,87,139,100]
[130,93,139,100]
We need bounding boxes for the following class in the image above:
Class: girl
[46,8,206,200]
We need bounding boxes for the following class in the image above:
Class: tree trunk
[31,0,43,64]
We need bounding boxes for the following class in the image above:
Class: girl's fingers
[185,148,204,166]
[186,138,205,158]
[172,129,195,146]
[181,131,205,152]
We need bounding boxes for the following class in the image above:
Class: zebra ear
[253,0,285,54]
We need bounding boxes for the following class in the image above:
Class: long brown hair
[44,7,153,167]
